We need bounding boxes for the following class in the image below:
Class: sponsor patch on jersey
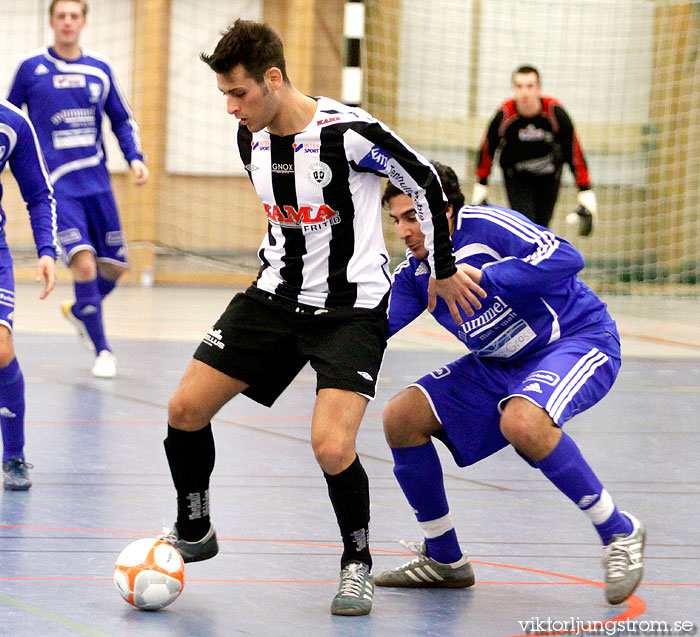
[88,82,102,103]
[272,162,294,174]
[359,145,391,172]
[471,319,536,358]
[459,295,513,337]
[51,108,95,126]
[105,231,124,247]
[430,367,451,379]
[518,124,546,141]
[316,116,340,126]
[52,128,97,150]
[57,228,82,245]
[53,74,86,89]
[251,140,271,151]
[307,161,332,187]
[263,203,339,229]
[293,142,320,154]
[524,370,561,386]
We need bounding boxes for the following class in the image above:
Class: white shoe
[603,511,646,604]
[92,350,116,378]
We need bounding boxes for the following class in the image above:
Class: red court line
[618,331,700,350]
[0,526,658,633]
[473,560,646,636]
[25,412,384,426]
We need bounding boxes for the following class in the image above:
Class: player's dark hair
[49,0,88,17]
[382,161,465,213]
[512,65,540,84]
[200,19,289,84]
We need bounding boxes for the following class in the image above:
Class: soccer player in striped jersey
[0,99,58,490]
[159,19,483,617]
[7,0,148,379]
[473,66,598,232]
[375,162,644,606]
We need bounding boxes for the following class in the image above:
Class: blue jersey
[389,205,618,360]
[0,99,57,257]
[7,47,143,197]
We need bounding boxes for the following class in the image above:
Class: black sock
[163,424,215,541]
[324,456,372,570]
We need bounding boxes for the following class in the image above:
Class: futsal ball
[114,538,185,610]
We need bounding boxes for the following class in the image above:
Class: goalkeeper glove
[471,183,489,206]
[566,190,598,236]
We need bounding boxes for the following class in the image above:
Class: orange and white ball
[114,538,185,610]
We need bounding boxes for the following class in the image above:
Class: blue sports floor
[1,284,699,636]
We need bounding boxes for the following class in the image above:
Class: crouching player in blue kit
[0,100,58,489]
[8,0,148,378]
[375,162,645,605]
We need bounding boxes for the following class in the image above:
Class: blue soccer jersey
[0,99,57,257]
[388,205,620,465]
[7,47,143,197]
[389,205,618,359]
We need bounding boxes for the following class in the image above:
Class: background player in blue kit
[8,0,148,378]
[375,162,645,606]
[0,99,58,490]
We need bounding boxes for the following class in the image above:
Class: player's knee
[382,398,411,446]
[0,329,15,367]
[312,437,352,474]
[70,252,97,280]
[499,408,533,448]
[167,392,207,431]
[382,389,433,448]
[97,262,126,281]
[0,349,15,368]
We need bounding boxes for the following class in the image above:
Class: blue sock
[97,276,116,299]
[537,432,633,544]
[392,442,463,564]
[73,280,110,353]
[0,358,26,462]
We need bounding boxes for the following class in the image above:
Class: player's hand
[566,190,598,236]
[456,261,483,284]
[130,159,149,186]
[428,268,487,324]
[471,183,489,206]
[36,255,56,300]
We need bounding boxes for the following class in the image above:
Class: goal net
[365,0,700,297]
[1,0,698,297]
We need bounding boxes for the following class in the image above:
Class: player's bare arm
[428,268,486,324]
[35,255,56,300]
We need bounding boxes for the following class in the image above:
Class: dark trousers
[504,171,561,228]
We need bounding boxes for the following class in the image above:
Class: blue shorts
[55,191,128,266]
[0,248,15,332]
[413,330,621,467]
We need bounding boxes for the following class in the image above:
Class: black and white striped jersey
[238,96,456,310]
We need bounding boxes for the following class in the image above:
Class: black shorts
[193,286,389,407]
